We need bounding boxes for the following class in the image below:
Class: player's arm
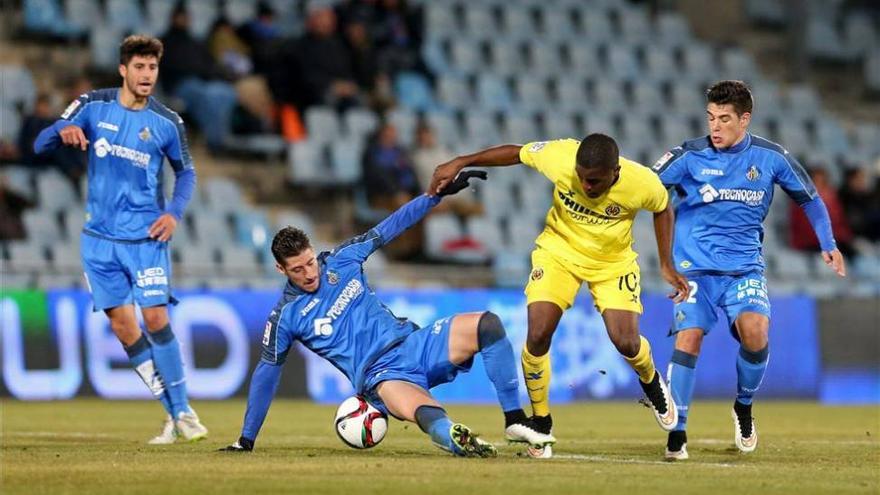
[651,145,689,188]
[428,144,521,194]
[774,151,846,277]
[33,92,93,153]
[642,167,690,302]
[222,311,295,452]
[149,114,197,242]
[333,172,487,264]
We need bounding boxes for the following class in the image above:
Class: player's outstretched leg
[520,302,563,454]
[123,332,178,444]
[665,346,699,460]
[603,310,677,431]
[470,312,556,449]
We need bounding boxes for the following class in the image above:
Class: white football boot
[148,415,178,445]
[175,410,209,442]
[664,430,689,461]
[526,444,553,459]
[732,407,757,453]
[505,421,557,449]
[640,371,678,432]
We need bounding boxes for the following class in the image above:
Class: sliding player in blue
[34,35,205,444]
[221,172,554,456]
[653,80,846,460]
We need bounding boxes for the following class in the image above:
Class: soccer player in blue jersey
[34,35,206,444]
[221,172,554,457]
[653,80,846,460]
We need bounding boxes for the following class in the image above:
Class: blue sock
[668,349,698,432]
[148,324,190,417]
[477,312,522,413]
[124,334,174,415]
[736,345,769,406]
[415,405,455,453]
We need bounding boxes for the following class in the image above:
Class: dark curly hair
[576,133,619,170]
[706,80,753,116]
[271,227,312,264]
[119,35,164,66]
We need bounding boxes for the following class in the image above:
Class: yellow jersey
[519,139,668,276]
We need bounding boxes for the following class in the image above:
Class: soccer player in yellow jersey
[430,134,690,457]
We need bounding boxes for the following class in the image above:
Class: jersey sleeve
[651,145,689,187]
[60,91,94,129]
[519,140,573,183]
[161,113,194,172]
[771,147,817,205]
[260,305,296,365]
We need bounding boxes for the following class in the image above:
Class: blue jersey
[261,194,441,392]
[653,133,821,275]
[35,88,195,241]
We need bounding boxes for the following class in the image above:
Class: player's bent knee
[477,311,506,350]
[612,335,641,358]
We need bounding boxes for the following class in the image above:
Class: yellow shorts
[524,247,643,314]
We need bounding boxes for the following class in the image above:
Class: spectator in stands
[362,122,422,258]
[789,167,856,257]
[0,175,34,241]
[161,6,238,149]
[18,92,87,186]
[292,6,361,111]
[412,123,482,217]
[372,0,426,77]
[839,167,880,242]
[208,17,253,79]
[343,14,394,111]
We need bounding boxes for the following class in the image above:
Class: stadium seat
[426,112,462,148]
[618,7,652,44]
[36,274,82,289]
[814,118,851,155]
[386,107,417,147]
[175,243,218,277]
[394,72,435,112]
[224,0,258,26]
[105,0,143,33]
[507,217,542,255]
[744,0,786,25]
[776,120,811,155]
[581,9,614,42]
[844,13,877,59]
[492,251,530,288]
[305,107,341,145]
[36,172,78,213]
[450,38,486,76]
[867,49,880,93]
[275,209,316,239]
[466,216,504,255]
[233,209,270,249]
[772,249,814,282]
[605,45,641,82]
[288,140,329,185]
[584,111,615,137]
[478,175,517,219]
[487,38,522,77]
[501,113,540,143]
[90,25,124,70]
[542,109,579,138]
[514,77,550,112]
[463,111,501,147]
[476,74,514,112]
[654,12,692,48]
[642,45,679,81]
[527,41,565,76]
[720,48,759,82]
[681,45,717,76]
[2,273,34,289]
[500,6,535,40]
[343,108,379,140]
[219,245,261,276]
[784,85,821,117]
[329,140,364,184]
[50,244,81,274]
[670,81,706,111]
[806,18,853,62]
[463,4,497,37]
[191,215,233,246]
[7,241,48,272]
[65,0,102,35]
[424,213,472,263]
[539,6,578,41]
[436,76,472,111]
[22,210,63,245]
[145,0,175,36]
[424,3,459,40]
[186,0,218,39]
[567,44,600,76]
[0,65,36,112]
[591,79,627,112]
[24,0,72,36]
[1,166,34,199]
[631,81,665,112]
[0,106,22,143]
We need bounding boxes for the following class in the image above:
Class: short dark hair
[706,80,753,116]
[119,35,164,66]
[271,227,312,264]
[576,133,619,170]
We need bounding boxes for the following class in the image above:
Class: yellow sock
[623,336,657,384]
[521,346,552,417]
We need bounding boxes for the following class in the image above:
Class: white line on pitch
[5,431,115,438]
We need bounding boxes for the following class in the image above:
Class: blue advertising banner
[1,288,820,403]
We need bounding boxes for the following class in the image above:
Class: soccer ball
[334,395,388,449]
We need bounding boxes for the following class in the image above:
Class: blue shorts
[362,316,473,416]
[81,233,177,312]
[672,271,771,338]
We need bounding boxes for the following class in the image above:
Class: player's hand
[821,248,846,277]
[219,437,254,452]
[59,124,89,151]
[429,158,467,196]
[661,265,690,304]
[437,170,487,197]
[148,213,178,242]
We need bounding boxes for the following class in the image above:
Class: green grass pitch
[2,399,878,494]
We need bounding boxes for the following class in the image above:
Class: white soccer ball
[334,395,388,449]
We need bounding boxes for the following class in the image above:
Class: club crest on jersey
[327,271,339,285]
[676,310,686,322]
[680,260,692,269]
[138,126,151,141]
[530,268,543,281]
[604,204,621,217]
[746,165,760,181]
[528,141,547,152]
